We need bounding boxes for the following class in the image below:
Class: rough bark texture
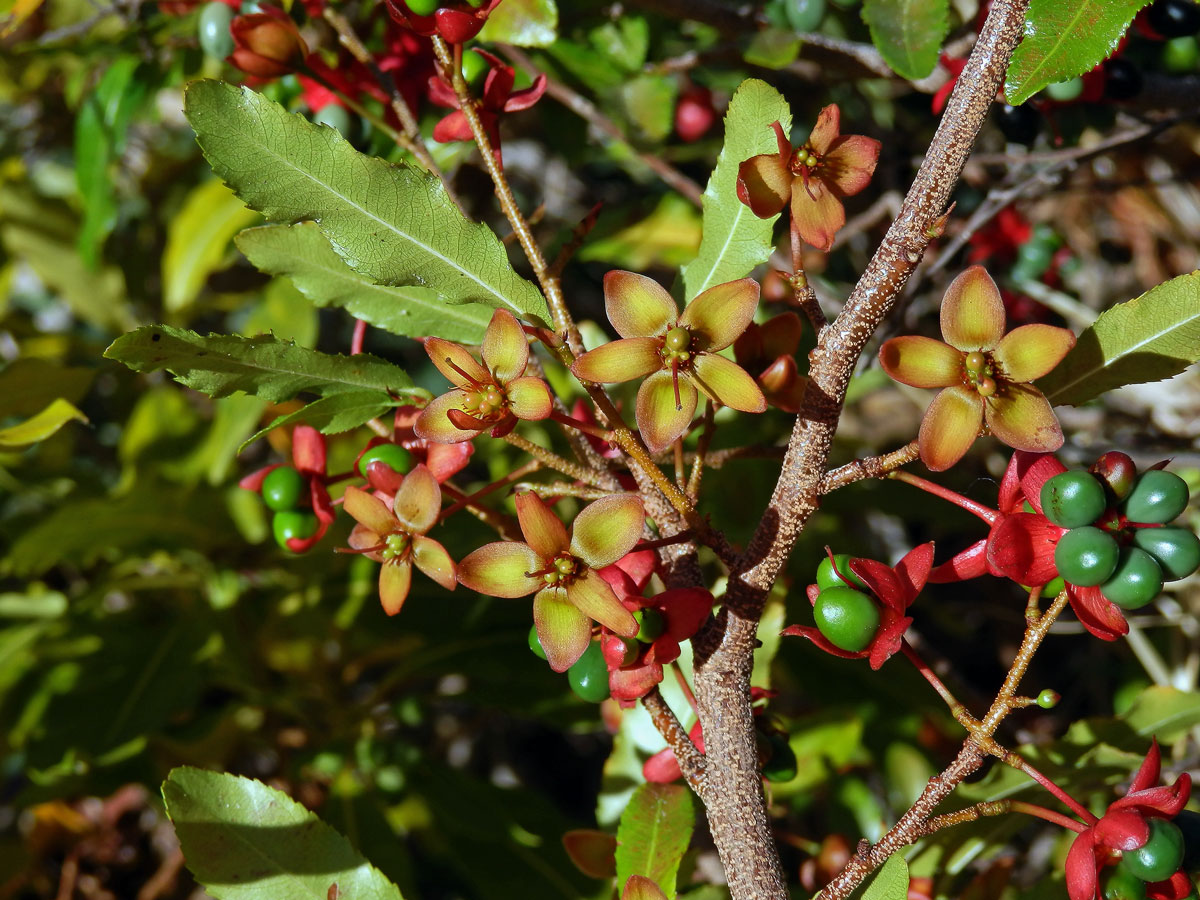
[688,1,1032,896]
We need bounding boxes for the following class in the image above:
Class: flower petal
[425,337,489,387]
[1068,585,1129,641]
[567,570,639,637]
[413,390,482,444]
[893,542,935,598]
[1130,741,1163,795]
[481,309,529,383]
[425,441,474,482]
[348,523,383,556]
[571,338,663,384]
[458,541,543,597]
[691,353,767,412]
[412,535,457,590]
[807,104,841,155]
[986,384,1064,452]
[791,180,845,253]
[504,73,547,112]
[343,486,397,535]
[379,560,412,616]
[918,386,983,472]
[867,612,911,669]
[679,278,760,352]
[636,369,698,453]
[659,587,713,644]
[622,875,670,900]
[823,134,881,196]
[603,271,677,339]
[878,336,964,388]
[1094,810,1149,851]
[928,539,988,583]
[1146,870,1193,900]
[291,425,326,475]
[1002,450,1066,515]
[781,623,866,661]
[986,512,1064,585]
[1064,830,1099,900]
[392,465,441,534]
[736,153,791,218]
[994,324,1077,382]
[506,376,553,421]
[515,492,570,559]
[610,662,666,702]
[940,266,1006,351]
[534,586,592,672]
[570,494,645,569]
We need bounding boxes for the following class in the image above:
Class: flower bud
[229,8,308,79]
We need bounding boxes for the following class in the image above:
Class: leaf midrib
[1045,304,1200,401]
[212,88,530,318]
[1014,1,1103,94]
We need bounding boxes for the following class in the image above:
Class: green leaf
[861,0,949,81]
[862,852,909,900]
[1004,0,1150,105]
[614,783,695,899]
[163,178,262,313]
[163,767,404,900]
[236,223,492,344]
[104,325,421,403]
[681,79,792,300]
[0,358,95,419]
[579,196,701,271]
[1038,272,1200,406]
[619,74,678,141]
[1122,686,1200,744]
[743,28,802,69]
[0,399,88,447]
[477,0,557,46]
[240,392,405,453]
[183,81,550,326]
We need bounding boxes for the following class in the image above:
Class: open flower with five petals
[1065,741,1192,900]
[570,271,766,453]
[415,308,552,443]
[783,543,935,670]
[736,106,881,252]
[879,266,1076,471]
[457,493,644,671]
[343,466,457,616]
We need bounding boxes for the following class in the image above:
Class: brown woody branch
[687,1,1031,897]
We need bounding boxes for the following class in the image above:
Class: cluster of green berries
[260,466,320,551]
[1102,818,1187,900]
[812,554,879,653]
[404,0,486,14]
[1043,459,1198,610]
[527,609,666,703]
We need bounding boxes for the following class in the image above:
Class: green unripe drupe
[1122,818,1185,883]
[634,608,666,643]
[1046,78,1084,101]
[1042,470,1107,528]
[1133,526,1200,581]
[1037,689,1060,709]
[461,48,489,84]
[567,641,610,703]
[785,0,826,32]
[273,510,319,550]
[1102,861,1147,900]
[762,732,797,782]
[1124,470,1190,524]
[262,465,306,511]
[405,0,439,14]
[1055,526,1119,587]
[527,624,546,660]
[814,586,879,653]
[1100,547,1163,610]
[313,104,352,138]
[816,553,868,591]
[358,443,415,478]
[198,2,235,60]
[1164,35,1200,73]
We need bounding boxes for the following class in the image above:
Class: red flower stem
[888,470,999,524]
[788,218,828,331]
[1000,753,1098,825]
[350,318,367,355]
[548,409,612,441]
[671,662,700,716]
[438,482,521,539]
[1009,801,1088,833]
[438,460,540,522]
[899,640,974,727]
